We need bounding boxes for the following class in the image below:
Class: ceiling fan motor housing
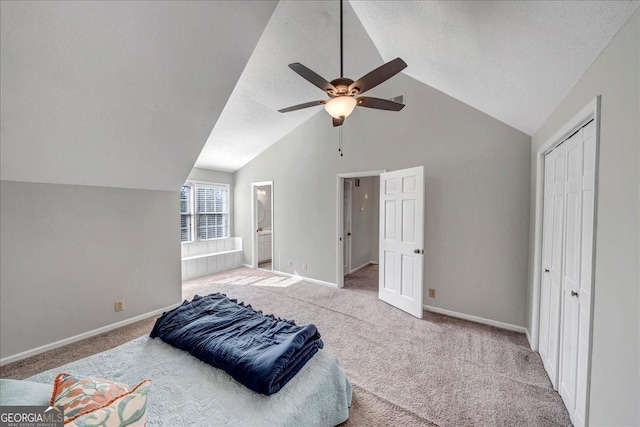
[328,78,357,97]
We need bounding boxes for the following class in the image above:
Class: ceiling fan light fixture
[324,96,357,119]
[277,0,406,130]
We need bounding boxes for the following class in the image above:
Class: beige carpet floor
[1,266,571,426]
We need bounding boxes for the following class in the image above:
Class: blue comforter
[150,293,324,395]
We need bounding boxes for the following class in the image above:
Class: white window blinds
[180,185,193,242]
[195,184,229,240]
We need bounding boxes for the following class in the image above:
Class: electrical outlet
[114,300,125,312]
[288,259,293,267]
[303,263,308,272]
[428,288,436,298]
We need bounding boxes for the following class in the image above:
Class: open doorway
[251,181,273,271]
[336,171,384,289]
[337,167,425,317]
[343,179,352,275]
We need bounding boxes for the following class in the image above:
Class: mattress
[27,336,352,427]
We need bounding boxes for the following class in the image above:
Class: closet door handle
[544,269,550,273]
[571,291,579,297]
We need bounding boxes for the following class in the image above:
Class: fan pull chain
[339,126,344,157]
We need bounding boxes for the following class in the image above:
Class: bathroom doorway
[251,181,273,271]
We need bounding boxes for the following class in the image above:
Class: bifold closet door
[539,120,596,427]
[559,121,596,427]
[558,129,583,410]
[539,141,566,389]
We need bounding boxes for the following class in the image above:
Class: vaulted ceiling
[2,1,638,185]
[194,0,383,172]
[0,1,277,190]
[196,0,639,172]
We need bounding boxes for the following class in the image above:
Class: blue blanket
[150,293,324,395]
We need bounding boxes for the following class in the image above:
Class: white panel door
[539,121,597,426]
[569,121,597,427]
[538,147,556,371]
[540,140,567,389]
[559,130,583,412]
[539,120,597,426]
[379,166,424,318]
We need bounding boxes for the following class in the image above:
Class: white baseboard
[349,261,372,274]
[273,270,337,288]
[423,305,527,334]
[242,263,253,269]
[0,303,180,366]
[348,260,378,274]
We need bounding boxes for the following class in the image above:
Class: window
[195,184,229,240]
[180,185,193,243]
[180,182,230,242]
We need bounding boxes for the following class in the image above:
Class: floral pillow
[69,380,151,427]
[50,373,150,425]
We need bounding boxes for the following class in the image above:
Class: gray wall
[234,72,531,327]
[0,1,276,362]
[0,1,277,192]
[348,177,379,270]
[528,10,639,425]
[0,181,181,359]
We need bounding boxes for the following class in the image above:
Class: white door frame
[530,97,600,425]
[251,181,274,269]
[336,170,386,288]
[343,179,353,276]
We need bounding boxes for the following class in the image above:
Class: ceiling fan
[278,0,407,127]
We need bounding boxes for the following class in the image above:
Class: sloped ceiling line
[195,0,383,172]
[2,1,638,180]
[0,1,278,191]
[197,0,639,172]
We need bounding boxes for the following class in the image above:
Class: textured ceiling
[3,1,637,179]
[195,0,383,172]
[197,0,639,172]
[0,1,277,190]
[351,0,640,136]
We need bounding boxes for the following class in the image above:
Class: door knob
[414,249,420,254]
[544,269,550,273]
[571,291,579,297]
[347,232,352,236]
